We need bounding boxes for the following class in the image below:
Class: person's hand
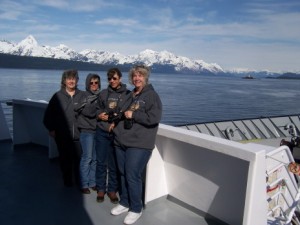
[98,112,108,121]
[108,123,115,132]
[124,110,133,119]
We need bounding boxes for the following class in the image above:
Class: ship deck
[0,140,226,225]
[3,99,300,224]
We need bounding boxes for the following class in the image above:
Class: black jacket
[43,88,83,140]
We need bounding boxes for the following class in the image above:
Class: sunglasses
[108,77,118,81]
[90,81,99,85]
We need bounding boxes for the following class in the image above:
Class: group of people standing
[43,65,162,224]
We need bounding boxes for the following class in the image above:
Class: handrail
[179,115,300,142]
[266,146,300,224]
[0,100,12,141]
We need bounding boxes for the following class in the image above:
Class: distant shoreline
[0,53,124,71]
[0,53,184,74]
[1,53,300,79]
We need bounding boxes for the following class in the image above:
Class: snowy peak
[0,35,224,74]
[13,35,37,55]
[10,35,46,57]
[20,35,38,46]
[0,39,15,53]
[136,49,177,64]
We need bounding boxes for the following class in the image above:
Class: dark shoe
[108,192,119,204]
[96,191,105,202]
[81,188,91,194]
[280,139,288,146]
[90,186,97,191]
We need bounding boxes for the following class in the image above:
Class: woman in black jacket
[43,69,83,187]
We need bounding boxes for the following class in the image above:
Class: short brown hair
[107,68,122,79]
[61,69,79,88]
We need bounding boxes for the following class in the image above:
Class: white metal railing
[0,99,12,141]
[266,146,300,225]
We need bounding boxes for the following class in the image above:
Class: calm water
[0,68,300,126]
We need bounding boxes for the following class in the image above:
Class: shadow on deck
[0,141,225,225]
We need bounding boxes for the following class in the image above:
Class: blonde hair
[128,64,150,85]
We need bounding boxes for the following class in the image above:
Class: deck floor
[0,141,226,225]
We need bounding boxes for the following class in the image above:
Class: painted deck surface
[0,141,226,225]
[3,99,300,225]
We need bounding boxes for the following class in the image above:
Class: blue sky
[0,0,300,72]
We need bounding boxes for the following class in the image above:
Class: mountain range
[0,35,298,78]
[0,35,224,75]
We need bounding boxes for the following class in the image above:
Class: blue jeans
[115,146,152,213]
[95,127,118,193]
[79,132,96,188]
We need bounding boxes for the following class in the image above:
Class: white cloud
[33,0,119,12]
[0,1,35,20]
[0,0,300,71]
[95,18,138,27]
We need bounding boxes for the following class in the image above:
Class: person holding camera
[95,68,130,204]
[111,65,162,225]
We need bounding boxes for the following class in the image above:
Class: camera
[107,111,120,123]
[124,119,133,129]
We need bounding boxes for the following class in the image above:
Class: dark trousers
[95,128,119,193]
[55,136,82,186]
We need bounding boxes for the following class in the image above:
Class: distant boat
[242,74,254,79]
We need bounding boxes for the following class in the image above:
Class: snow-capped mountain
[0,35,224,74]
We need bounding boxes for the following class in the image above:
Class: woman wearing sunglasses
[95,68,130,204]
[75,73,101,194]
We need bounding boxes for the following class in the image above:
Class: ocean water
[0,68,300,126]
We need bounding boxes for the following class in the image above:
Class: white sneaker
[111,204,129,215]
[124,211,142,224]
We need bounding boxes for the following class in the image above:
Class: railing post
[0,102,11,142]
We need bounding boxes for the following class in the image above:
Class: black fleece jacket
[43,88,83,140]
